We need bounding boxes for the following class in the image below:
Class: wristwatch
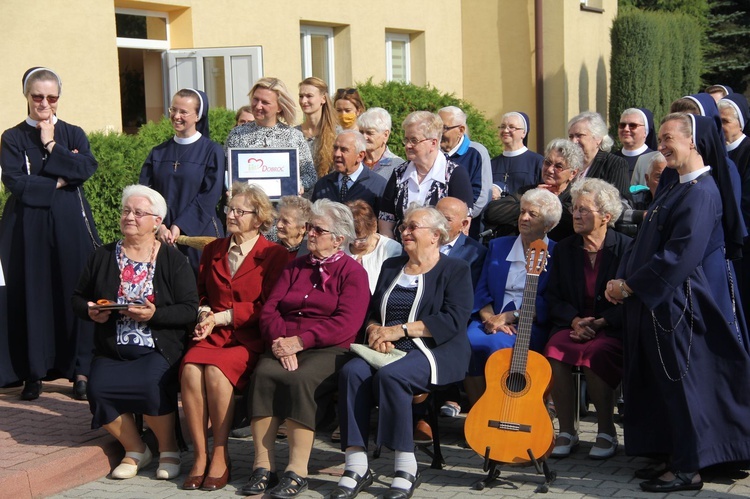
[401,324,409,338]
[512,311,520,323]
[619,280,631,298]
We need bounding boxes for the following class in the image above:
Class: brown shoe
[413,419,433,444]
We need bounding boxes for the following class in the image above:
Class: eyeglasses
[352,235,370,244]
[543,158,569,171]
[498,125,524,132]
[30,94,59,104]
[397,222,435,234]
[402,137,433,147]
[168,107,195,117]
[443,124,462,133]
[227,207,257,217]
[306,223,331,236]
[618,122,645,130]
[568,206,599,216]
[121,208,157,219]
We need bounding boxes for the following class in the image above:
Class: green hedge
[358,80,502,159]
[609,8,703,137]
[2,83,499,242]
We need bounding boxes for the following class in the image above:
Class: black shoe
[329,469,373,499]
[21,380,42,401]
[633,462,668,480]
[269,470,308,498]
[640,471,703,492]
[73,380,88,400]
[241,467,279,495]
[383,470,421,499]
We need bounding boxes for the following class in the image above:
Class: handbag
[350,343,406,370]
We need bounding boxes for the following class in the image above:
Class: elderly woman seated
[179,183,289,491]
[543,178,631,459]
[357,107,405,180]
[345,199,403,293]
[333,205,473,499]
[464,188,562,405]
[241,199,370,499]
[72,185,198,480]
[267,195,312,260]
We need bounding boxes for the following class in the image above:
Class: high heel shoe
[202,456,231,491]
[182,458,210,490]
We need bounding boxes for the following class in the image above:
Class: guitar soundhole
[505,372,528,394]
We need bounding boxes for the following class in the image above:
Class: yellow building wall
[462,0,618,151]
[0,0,121,135]
[0,0,463,135]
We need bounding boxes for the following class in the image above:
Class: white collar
[503,146,528,157]
[621,143,649,157]
[405,153,447,185]
[339,163,364,183]
[507,234,550,263]
[173,132,202,145]
[446,135,465,157]
[727,135,747,152]
[26,115,58,127]
[679,165,711,183]
[444,234,461,248]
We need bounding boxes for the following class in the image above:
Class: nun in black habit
[139,88,225,275]
[607,113,750,493]
[0,67,100,399]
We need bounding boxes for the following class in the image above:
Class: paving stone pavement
[48,406,750,499]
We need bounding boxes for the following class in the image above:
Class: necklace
[172,142,194,171]
[117,239,158,303]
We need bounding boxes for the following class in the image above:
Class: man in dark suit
[311,130,387,213]
[435,197,487,288]
[430,197,487,422]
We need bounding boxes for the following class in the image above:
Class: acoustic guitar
[464,239,554,465]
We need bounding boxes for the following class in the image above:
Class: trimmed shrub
[357,80,502,158]
[609,9,703,137]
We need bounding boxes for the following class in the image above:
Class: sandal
[242,467,279,495]
[269,470,309,498]
[640,470,703,492]
[383,470,422,499]
[111,446,153,479]
[156,450,181,479]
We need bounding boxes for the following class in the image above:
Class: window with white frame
[163,47,264,112]
[300,25,335,90]
[115,8,169,50]
[386,33,411,83]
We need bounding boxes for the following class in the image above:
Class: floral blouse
[115,240,156,348]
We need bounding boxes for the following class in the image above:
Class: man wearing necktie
[311,130,387,213]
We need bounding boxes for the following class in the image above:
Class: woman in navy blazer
[333,205,473,499]
[464,188,562,405]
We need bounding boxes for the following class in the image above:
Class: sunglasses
[618,122,645,130]
[30,94,59,104]
[397,222,435,234]
[335,88,359,98]
[305,223,331,236]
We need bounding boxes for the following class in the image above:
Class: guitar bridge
[487,420,532,433]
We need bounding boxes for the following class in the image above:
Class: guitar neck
[509,273,539,375]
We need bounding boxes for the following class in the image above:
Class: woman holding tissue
[0,67,101,400]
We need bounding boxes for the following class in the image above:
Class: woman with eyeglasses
[71,185,198,480]
[345,200,402,293]
[179,183,288,490]
[333,204,472,499]
[378,111,474,240]
[139,88,225,274]
[0,67,101,400]
[240,199,369,498]
[333,87,366,130]
[489,112,544,198]
[298,77,338,178]
[267,195,313,261]
[226,78,316,198]
[542,178,630,460]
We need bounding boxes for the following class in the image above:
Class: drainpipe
[535,0,544,152]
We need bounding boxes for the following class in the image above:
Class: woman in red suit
[180,183,289,491]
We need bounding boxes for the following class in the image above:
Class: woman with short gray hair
[357,107,405,180]
[567,111,630,199]
[241,199,370,498]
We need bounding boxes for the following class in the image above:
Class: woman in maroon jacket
[241,199,370,499]
[180,183,288,491]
